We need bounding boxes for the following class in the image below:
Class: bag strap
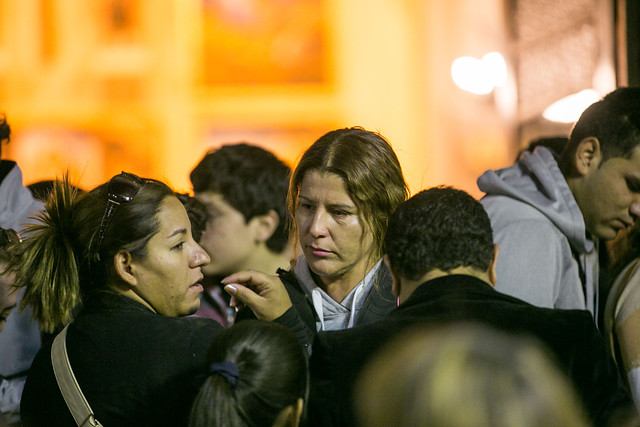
[51,325,104,427]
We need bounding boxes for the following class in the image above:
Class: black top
[21,291,223,427]
[236,264,397,352]
[308,275,633,427]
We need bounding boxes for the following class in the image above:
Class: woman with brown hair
[228,127,409,350]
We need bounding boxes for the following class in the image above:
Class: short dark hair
[0,114,10,156]
[384,186,494,281]
[518,136,568,161]
[562,87,640,167]
[0,227,19,264]
[190,143,291,253]
[289,127,408,261]
[176,193,207,243]
[189,320,308,427]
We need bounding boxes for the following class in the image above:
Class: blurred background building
[0,0,635,195]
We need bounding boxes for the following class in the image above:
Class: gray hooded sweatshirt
[0,161,43,418]
[477,147,598,316]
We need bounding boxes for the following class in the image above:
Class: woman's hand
[222,270,293,321]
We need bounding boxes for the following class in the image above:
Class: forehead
[195,191,224,205]
[195,192,236,212]
[155,196,190,234]
[299,171,354,202]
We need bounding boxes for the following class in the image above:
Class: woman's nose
[308,211,328,237]
[191,243,211,268]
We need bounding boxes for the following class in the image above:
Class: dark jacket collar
[401,274,507,309]
[81,291,156,315]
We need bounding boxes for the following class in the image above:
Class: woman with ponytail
[189,320,308,427]
[15,172,222,426]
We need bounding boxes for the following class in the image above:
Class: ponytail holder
[209,361,239,387]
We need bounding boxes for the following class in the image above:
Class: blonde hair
[355,323,589,427]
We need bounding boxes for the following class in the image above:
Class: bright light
[482,52,506,87]
[542,89,601,123]
[451,52,507,95]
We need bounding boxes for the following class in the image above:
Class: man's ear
[251,210,279,244]
[574,137,602,175]
[384,254,401,298]
[488,244,499,287]
[114,250,137,287]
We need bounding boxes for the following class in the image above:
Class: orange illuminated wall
[0,0,516,197]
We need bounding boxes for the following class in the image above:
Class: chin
[180,300,201,317]
[595,227,618,241]
[307,263,339,279]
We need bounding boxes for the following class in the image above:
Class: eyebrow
[167,228,187,239]
[298,195,355,209]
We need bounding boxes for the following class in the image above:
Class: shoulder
[481,194,558,225]
[0,162,44,230]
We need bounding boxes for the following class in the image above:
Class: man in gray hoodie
[477,87,640,319]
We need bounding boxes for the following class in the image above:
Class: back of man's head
[384,186,494,281]
[562,87,640,167]
[0,115,10,157]
[190,143,291,252]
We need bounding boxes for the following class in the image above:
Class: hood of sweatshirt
[0,161,44,231]
[477,147,593,253]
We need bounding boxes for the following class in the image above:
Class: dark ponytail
[189,320,308,427]
[14,173,173,333]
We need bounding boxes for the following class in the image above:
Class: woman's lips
[189,283,204,293]
[189,274,204,292]
[308,246,332,257]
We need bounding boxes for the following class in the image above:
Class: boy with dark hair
[190,143,292,277]
[190,143,292,325]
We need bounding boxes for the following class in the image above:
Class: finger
[224,284,262,310]
[222,270,258,285]
[222,270,274,287]
[228,295,245,311]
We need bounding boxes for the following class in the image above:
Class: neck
[398,266,492,304]
[113,287,157,313]
[250,245,292,275]
[564,174,582,203]
[314,258,378,302]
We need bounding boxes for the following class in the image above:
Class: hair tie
[209,361,240,387]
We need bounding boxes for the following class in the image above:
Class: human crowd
[1,87,640,426]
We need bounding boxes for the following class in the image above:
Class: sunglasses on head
[94,171,149,260]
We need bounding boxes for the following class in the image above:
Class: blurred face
[0,262,17,334]
[195,191,258,276]
[576,145,640,240]
[132,196,210,317]
[295,171,376,289]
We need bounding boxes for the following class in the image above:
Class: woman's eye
[172,242,185,251]
[625,177,640,193]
